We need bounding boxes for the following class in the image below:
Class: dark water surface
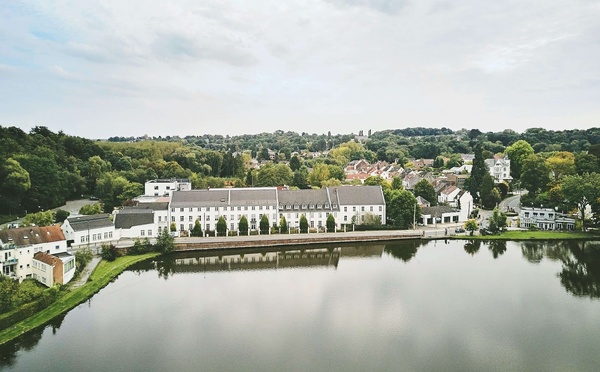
[2,240,600,372]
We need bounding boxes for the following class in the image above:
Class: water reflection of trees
[516,240,600,299]
[558,241,600,299]
[384,241,426,262]
[0,313,66,368]
[463,240,481,255]
[488,241,507,259]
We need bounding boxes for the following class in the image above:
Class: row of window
[172,205,274,213]
[80,232,114,243]
[139,230,153,236]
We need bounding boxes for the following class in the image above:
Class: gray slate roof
[329,186,385,205]
[66,214,113,232]
[278,189,331,210]
[171,189,277,208]
[114,213,155,229]
[130,202,169,211]
[421,205,458,217]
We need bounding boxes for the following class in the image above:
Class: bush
[101,244,118,261]
[75,249,93,274]
[129,238,152,255]
[155,229,174,254]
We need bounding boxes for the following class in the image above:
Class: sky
[1,0,599,139]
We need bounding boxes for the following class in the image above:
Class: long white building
[168,186,386,233]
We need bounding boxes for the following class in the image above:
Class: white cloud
[0,0,598,138]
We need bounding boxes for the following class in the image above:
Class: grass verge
[0,252,160,346]
[452,230,598,240]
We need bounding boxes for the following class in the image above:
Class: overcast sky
[1,1,599,139]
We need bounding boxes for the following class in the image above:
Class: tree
[520,154,550,197]
[433,156,445,168]
[279,216,288,234]
[575,153,599,175]
[391,177,403,190]
[292,167,309,189]
[299,214,308,233]
[0,276,19,313]
[239,215,249,235]
[387,189,419,229]
[308,163,330,188]
[364,175,390,190]
[79,203,103,215]
[190,219,203,237]
[155,229,175,254]
[488,207,507,233]
[101,244,118,261]
[326,213,336,232]
[289,155,301,171]
[0,158,31,214]
[54,209,70,223]
[562,173,600,231]
[467,143,487,204]
[259,214,269,234]
[22,211,54,227]
[413,179,437,206]
[216,216,227,236]
[465,219,478,236]
[546,151,576,181]
[480,173,500,209]
[256,163,292,187]
[170,222,176,232]
[505,140,534,181]
[362,212,382,226]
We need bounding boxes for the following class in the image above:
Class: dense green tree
[79,203,103,215]
[308,163,330,187]
[464,219,479,236]
[546,151,576,181]
[256,163,292,187]
[300,214,308,233]
[413,179,437,206]
[364,175,390,190]
[326,213,336,232]
[433,156,445,168]
[14,154,65,211]
[292,167,310,189]
[239,215,249,235]
[387,189,420,229]
[0,276,19,313]
[289,155,301,171]
[22,211,54,227]
[260,214,269,234]
[216,216,227,236]
[191,219,203,237]
[488,208,507,233]
[561,173,600,230]
[0,158,31,214]
[155,229,175,254]
[54,209,70,223]
[101,244,118,261]
[467,143,487,204]
[279,216,288,234]
[391,177,403,190]
[575,153,598,175]
[520,154,550,197]
[505,140,534,181]
[480,173,500,209]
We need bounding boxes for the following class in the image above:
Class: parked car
[455,227,465,233]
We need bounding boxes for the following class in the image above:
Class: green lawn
[0,252,160,345]
[457,230,598,240]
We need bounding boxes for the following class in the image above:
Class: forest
[2,125,600,227]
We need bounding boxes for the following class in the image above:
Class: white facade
[32,252,76,287]
[61,214,117,250]
[0,226,68,283]
[519,207,575,230]
[145,179,192,197]
[485,157,512,183]
[119,223,156,239]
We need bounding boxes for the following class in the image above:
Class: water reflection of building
[169,245,384,273]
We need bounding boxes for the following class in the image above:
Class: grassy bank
[454,230,597,240]
[0,252,160,346]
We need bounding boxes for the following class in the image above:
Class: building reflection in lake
[135,244,387,279]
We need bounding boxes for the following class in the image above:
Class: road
[499,194,521,213]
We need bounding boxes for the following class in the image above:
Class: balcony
[2,258,18,265]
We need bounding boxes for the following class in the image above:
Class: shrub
[101,244,118,261]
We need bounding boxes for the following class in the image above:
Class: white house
[114,210,157,239]
[32,251,76,287]
[519,207,575,230]
[485,157,512,183]
[0,225,69,284]
[61,214,116,251]
[145,178,192,197]
[419,206,461,226]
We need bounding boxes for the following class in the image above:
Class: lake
[2,239,600,372]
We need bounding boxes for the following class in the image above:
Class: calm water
[2,240,600,372]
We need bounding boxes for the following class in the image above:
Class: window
[171,216,175,222]
[109,232,113,238]
[141,230,145,236]
[180,224,184,231]
[81,236,85,243]
[344,207,347,212]
[189,216,193,221]
[361,206,365,212]
[189,207,193,212]
[379,206,382,211]
[180,216,184,221]
[180,208,184,212]
[370,206,373,212]
[353,206,356,212]
[148,230,152,236]
[154,186,159,190]
[158,216,162,222]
